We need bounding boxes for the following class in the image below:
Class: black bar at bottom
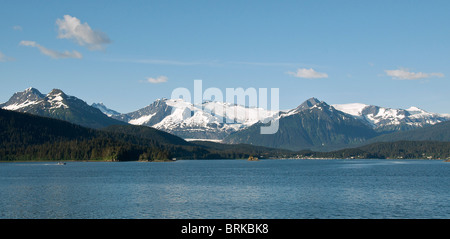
[0,219,446,238]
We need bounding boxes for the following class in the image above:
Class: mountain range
[2,87,449,151]
[0,88,126,129]
[223,98,379,151]
[2,105,449,161]
[332,103,449,133]
[107,98,278,140]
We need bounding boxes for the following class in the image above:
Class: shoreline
[1,157,448,163]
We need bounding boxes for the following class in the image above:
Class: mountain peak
[1,87,45,110]
[305,97,321,105]
[332,102,449,132]
[47,88,66,96]
[92,102,106,107]
[18,87,44,97]
[406,106,425,113]
[295,97,323,111]
[24,87,42,94]
[92,102,121,116]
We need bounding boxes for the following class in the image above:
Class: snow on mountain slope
[107,96,449,138]
[1,87,44,111]
[279,97,332,118]
[3,87,449,140]
[91,103,121,117]
[202,101,279,126]
[223,98,378,151]
[114,98,278,139]
[332,103,450,131]
[154,99,278,134]
[128,112,157,125]
[3,99,40,110]
[47,91,69,109]
[1,88,70,111]
[1,88,127,129]
[332,103,368,117]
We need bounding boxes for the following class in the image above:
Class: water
[0,159,449,219]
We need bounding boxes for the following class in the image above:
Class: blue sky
[1,0,449,113]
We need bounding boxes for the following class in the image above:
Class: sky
[1,0,449,114]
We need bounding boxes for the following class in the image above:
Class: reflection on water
[0,160,449,219]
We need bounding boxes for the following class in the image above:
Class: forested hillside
[297,141,450,160]
[0,109,288,161]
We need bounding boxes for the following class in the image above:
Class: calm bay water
[0,159,449,219]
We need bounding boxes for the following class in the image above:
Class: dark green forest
[0,109,287,161]
[0,109,174,161]
[295,141,450,160]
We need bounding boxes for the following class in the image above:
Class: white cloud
[12,25,22,31]
[109,58,221,66]
[0,51,14,62]
[19,40,82,59]
[230,61,303,67]
[56,15,110,51]
[146,76,168,84]
[385,68,444,80]
[287,68,328,79]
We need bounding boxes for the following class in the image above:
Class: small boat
[57,162,66,165]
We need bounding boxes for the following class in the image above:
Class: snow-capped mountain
[278,97,324,117]
[112,98,279,140]
[0,87,72,112]
[91,103,121,117]
[223,98,378,151]
[100,95,449,141]
[332,103,450,133]
[1,88,127,129]
[1,87,45,111]
[3,87,449,146]
[111,98,173,126]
